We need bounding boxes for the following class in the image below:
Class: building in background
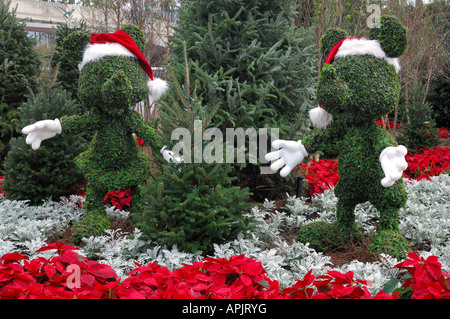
[9,0,97,48]
[8,0,177,49]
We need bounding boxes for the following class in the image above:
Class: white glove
[22,119,62,150]
[265,139,308,177]
[380,145,408,187]
[160,145,183,164]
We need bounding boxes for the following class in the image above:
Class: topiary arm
[373,126,408,187]
[59,111,99,136]
[129,111,162,151]
[302,118,346,155]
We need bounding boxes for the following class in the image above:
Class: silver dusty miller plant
[0,175,448,293]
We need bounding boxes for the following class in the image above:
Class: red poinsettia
[437,127,449,138]
[104,189,133,210]
[298,159,339,197]
[0,243,448,299]
[0,176,4,197]
[375,120,402,129]
[136,138,144,148]
[403,147,450,181]
[298,147,449,197]
[394,252,450,299]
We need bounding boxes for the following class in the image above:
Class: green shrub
[137,62,253,254]
[427,70,450,129]
[60,25,163,240]
[139,162,252,254]
[2,70,87,204]
[0,1,41,169]
[397,101,439,153]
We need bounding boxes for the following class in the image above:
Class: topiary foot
[368,230,410,260]
[296,221,362,252]
[71,210,110,244]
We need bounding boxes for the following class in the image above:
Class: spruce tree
[137,57,253,254]
[170,0,316,135]
[0,0,41,169]
[2,69,87,204]
[168,0,317,199]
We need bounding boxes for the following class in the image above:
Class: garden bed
[0,147,449,299]
[0,174,449,299]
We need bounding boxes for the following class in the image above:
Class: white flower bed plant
[0,174,448,295]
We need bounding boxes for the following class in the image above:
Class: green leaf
[382,277,400,294]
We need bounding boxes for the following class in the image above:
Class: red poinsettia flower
[0,176,4,197]
[136,138,144,148]
[104,189,133,210]
[437,127,449,138]
[35,242,79,256]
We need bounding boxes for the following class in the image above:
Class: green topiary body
[297,16,410,260]
[56,26,161,240]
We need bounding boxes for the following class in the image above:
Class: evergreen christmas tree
[0,0,41,169]
[137,56,253,254]
[168,0,317,199]
[2,69,88,204]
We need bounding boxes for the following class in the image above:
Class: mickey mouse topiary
[266,15,410,260]
[22,25,177,240]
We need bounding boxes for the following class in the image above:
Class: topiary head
[315,15,408,126]
[75,24,166,117]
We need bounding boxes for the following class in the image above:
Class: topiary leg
[333,180,363,243]
[71,183,110,243]
[335,198,360,237]
[368,180,409,259]
[297,198,362,252]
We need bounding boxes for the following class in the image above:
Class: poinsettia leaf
[0,252,28,264]
[81,274,95,287]
[44,265,56,279]
[60,250,81,265]
[240,274,252,286]
[191,283,209,291]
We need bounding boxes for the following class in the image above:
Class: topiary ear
[61,30,91,68]
[120,24,147,53]
[369,15,408,58]
[320,28,349,63]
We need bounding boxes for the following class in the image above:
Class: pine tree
[0,0,41,169]
[137,56,253,254]
[2,69,88,205]
[168,0,317,199]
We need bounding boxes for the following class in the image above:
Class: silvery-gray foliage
[0,175,448,293]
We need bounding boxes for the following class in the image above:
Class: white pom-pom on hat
[309,106,332,129]
[148,77,169,101]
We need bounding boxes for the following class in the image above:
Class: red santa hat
[78,30,168,101]
[310,37,400,128]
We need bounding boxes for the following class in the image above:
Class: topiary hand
[265,139,308,177]
[379,145,408,187]
[22,119,62,150]
[160,146,183,164]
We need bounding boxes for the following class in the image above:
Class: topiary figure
[21,25,175,241]
[266,15,410,260]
